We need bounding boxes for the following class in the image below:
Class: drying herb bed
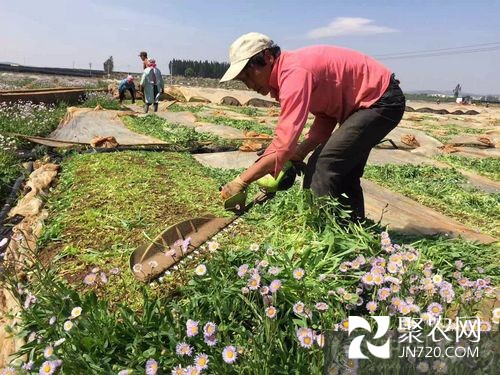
[364,164,500,237]
[436,154,500,181]
[123,115,240,152]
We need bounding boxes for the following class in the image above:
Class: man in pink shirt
[220,32,405,221]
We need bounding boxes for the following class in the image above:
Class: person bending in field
[219,32,405,222]
[118,75,136,105]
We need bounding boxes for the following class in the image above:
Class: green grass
[198,115,274,135]
[122,114,240,151]
[436,154,500,181]
[364,164,500,237]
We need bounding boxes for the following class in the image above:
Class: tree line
[168,59,230,79]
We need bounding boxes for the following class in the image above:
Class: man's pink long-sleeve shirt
[261,45,392,177]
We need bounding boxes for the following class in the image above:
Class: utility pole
[89,62,92,77]
[72,61,75,69]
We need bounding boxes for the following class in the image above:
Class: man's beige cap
[220,32,273,82]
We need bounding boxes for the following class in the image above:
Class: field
[0,74,499,374]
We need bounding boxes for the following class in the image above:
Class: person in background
[140,59,164,113]
[219,32,405,223]
[139,51,149,70]
[118,75,136,105]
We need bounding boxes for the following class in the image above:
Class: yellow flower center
[304,337,312,344]
[198,358,207,366]
[227,351,234,358]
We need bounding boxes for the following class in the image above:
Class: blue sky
[1,0,499,94]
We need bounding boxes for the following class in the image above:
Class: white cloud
[307,17,397,39]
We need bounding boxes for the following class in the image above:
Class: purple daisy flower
[366,301,378,314]
[171,365,185,375]
[361,272,375,285]
[248,275,261,290]
[269,279,282,293]
[184,365,200,375]
[377,287,391,301]
[203,322,217,336]
[299,334,314,349]
[265,306,278,319]
[315,302,329,312]
[293,268,305,280]
[339,262,350,272]
[222,346,238,364]
[204,334,217,346]
[439,287,455,303]
[237,264,249,278]
[83,273,97,285]
[182,237,191,253]
[145,358,158,375]
[39,361,56,375]
[186,319,199,337]
[195,353,209,370]
[427,302,443,317]
[176,342,193,357]
[293,301,305,316]
[22,361,34,371]
[268,266,282,275]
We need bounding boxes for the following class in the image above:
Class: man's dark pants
[303,76,405,221]
[119,88,135,103]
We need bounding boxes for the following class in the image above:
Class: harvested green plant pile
[38,151,228,305]
[80,91,121,110]
[168,103,208,113]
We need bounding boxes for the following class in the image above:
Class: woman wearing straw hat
[220,32,405,222]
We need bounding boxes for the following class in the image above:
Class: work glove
[221,176,248,200]
[277,161,306,191]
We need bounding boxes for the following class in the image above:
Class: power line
[374,42,500,60]
[374,41,500,57]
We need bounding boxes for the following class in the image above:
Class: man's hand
[290,139,320,161]
[221,176,248,199]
